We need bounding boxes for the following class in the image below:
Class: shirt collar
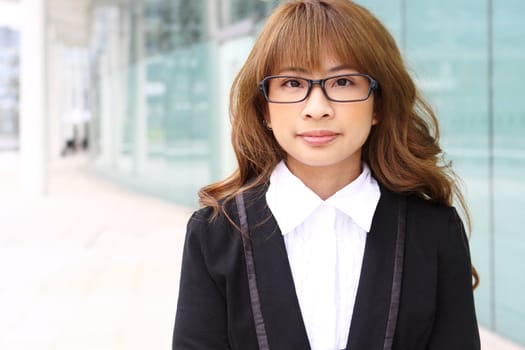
[266,161,381,235]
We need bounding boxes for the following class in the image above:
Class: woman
[173,0,480,349]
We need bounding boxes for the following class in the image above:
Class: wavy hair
[199,0,478,286]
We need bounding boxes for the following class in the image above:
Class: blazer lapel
[241,186,403,350]
[346,188,400,350]
[245,187,311,350]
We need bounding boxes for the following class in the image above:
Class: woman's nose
[302,85,334,120]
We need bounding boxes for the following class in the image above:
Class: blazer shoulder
[403,193,469,255]
[186,200,242,247]
[406,193,456,222]
[186,184,270,244]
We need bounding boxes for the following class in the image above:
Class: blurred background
[0,0,523,349]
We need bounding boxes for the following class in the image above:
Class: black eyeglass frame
[258,73,379,104]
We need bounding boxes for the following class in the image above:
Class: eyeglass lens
[264,74,373,103]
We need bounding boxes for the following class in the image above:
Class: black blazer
[173,185,480,350]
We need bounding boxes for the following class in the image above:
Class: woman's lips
[298,130,339,145]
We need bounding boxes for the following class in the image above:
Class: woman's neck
[285,159,362,200]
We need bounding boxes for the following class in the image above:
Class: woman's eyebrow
[277,65,358,75]
[327,64,357,73]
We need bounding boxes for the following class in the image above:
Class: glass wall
[88,0,276,206]
[89,0,525,345]
[492,0,525,341]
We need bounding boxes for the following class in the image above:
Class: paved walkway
[0,153,192,349]
[0,152,522,349]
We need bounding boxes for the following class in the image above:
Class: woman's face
[265,52,378,178]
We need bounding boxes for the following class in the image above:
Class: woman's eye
[284,79,304,88]
[335,78,353,86]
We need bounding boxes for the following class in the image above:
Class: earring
[262,119,272,130]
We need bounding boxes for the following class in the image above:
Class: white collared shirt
[266,161,381,350]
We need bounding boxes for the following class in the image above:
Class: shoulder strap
[235,193,270,350]
[383,196,407,350]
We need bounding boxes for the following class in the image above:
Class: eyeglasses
[258,73,378,103]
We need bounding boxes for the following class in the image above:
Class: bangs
[263,1,371,75]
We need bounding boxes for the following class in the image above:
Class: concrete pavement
[0,152,522,349]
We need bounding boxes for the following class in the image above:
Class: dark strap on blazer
[383,196,407,350]
[236,193,270,350]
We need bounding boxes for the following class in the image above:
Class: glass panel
[355,0,403,45]
[123,2,219,206]
[160,41,219,205]
[0,27,19,150]
[493,0,525,344]
[404,0,492,328]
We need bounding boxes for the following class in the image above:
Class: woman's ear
[263,118,272,130]
[372,113,379,126]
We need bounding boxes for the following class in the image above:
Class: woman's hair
[199,0,478,286]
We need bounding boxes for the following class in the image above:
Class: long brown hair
[199,0,478,287]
